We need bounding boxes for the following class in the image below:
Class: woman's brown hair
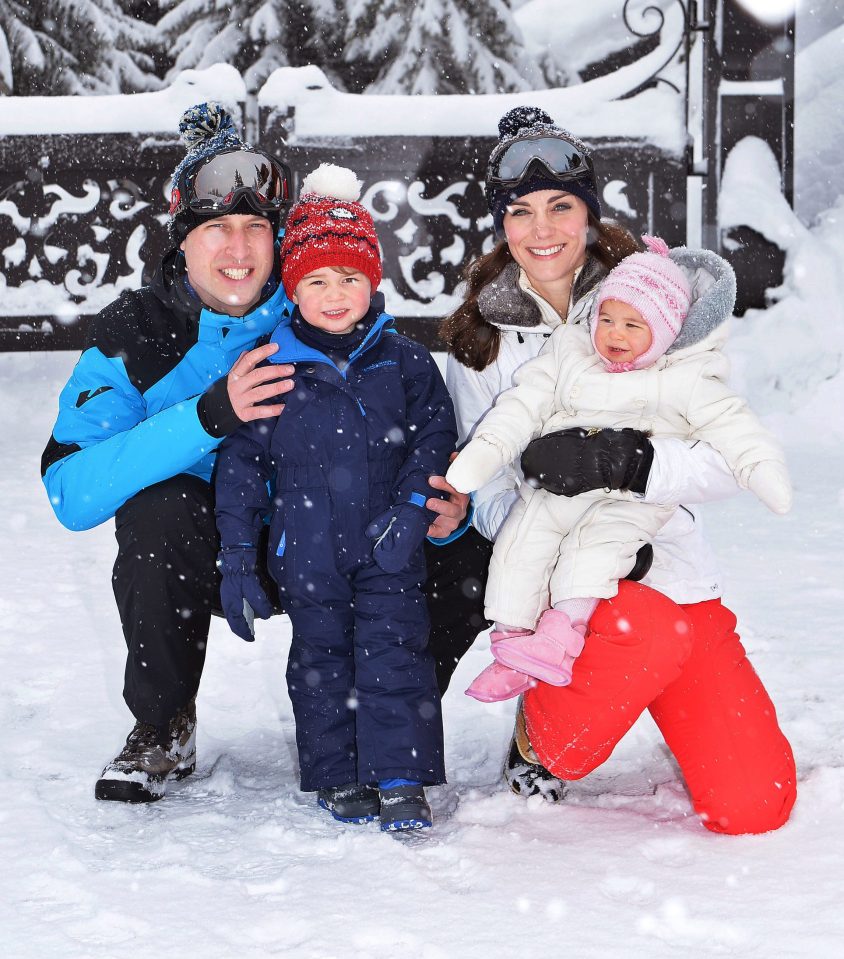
[439,213,641,372]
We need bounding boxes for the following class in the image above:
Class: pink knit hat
[592,235,692,371]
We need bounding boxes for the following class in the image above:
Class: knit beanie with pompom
[487,105,601,234]
[167,101,281,244]
[592,235,692,371]
[279,163,382,297]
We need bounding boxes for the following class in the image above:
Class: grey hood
[666,246,737,353]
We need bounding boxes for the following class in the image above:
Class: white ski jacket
[446,248,760,604]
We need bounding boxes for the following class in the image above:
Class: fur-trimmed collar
[477,257,607,331]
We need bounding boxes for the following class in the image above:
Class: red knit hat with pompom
[280,164,382,296]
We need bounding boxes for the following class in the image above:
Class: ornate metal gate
[0,0,795,351]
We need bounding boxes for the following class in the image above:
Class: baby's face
[293,267,372,334]
[594,299,653,365]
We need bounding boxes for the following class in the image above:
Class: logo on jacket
[76,386,113,408]
[361,359,398,374]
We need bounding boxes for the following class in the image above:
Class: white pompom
[299,163,362,202]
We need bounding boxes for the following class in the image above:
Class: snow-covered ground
[2,343,842,959]
[4,8,844,957]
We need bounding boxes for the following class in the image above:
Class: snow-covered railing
[0,0,796,349]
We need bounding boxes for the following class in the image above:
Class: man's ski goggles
[170,149,292,217]
[487,133,593,188]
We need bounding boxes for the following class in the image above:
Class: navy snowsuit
[215,308,457,790]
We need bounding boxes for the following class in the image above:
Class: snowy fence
[0,0,796,352]
[0,120,685,352]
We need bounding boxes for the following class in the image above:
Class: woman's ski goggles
[170,149,292,217]
[487,133,593,188]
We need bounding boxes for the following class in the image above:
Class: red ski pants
[523,582,796,835]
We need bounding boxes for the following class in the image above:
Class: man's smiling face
[180,214,275,316]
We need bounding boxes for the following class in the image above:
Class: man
[41,102,468,804]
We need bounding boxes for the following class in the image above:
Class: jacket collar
[476,256,607,332]
[269,300,396,369]
[151,248,291,348]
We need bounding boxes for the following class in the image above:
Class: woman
[437,106,796,834]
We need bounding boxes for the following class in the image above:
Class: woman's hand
[426,468,470,539]
[521,427,654,496]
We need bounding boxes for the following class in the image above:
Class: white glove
[746,460,793,515]
[446,438,507,494]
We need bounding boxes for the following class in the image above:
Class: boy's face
[293,267,372,334]
[594,299,653,365]
[180,214,275,316]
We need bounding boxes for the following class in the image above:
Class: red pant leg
[524,581,694,779]
[649,600,796,835]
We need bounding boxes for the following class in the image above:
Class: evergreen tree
[344,0,553,95]
[158,0,346,93]
[0,0,158,96]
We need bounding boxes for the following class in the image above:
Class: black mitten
[521,427,654,497]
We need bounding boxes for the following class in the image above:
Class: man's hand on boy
[426,470,469,539]
[228,343,295,423]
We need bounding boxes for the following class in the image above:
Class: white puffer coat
[446,249,755,605]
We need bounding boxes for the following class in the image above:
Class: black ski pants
[112,474,493,726]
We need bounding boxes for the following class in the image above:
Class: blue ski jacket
[41,250,292,531]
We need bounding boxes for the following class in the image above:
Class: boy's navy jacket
[215,307,457,556]
[41,249,291,531]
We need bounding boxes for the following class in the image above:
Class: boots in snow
[503,701,567,803]
[493,609,586,685]
[378,782,432,831]
[466,627,537,702]
[318,783,380,823]
[95,700,197,803]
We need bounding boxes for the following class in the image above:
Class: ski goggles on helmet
[487,133,593,189]
[169,149,291,218]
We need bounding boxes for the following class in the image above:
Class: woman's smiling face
[502,189,589,290]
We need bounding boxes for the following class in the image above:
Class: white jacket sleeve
[645,437,740,505]
[446,353,523,541]
[682,353,792,513]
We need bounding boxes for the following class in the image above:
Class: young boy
[215,164,457,831]
[446,237,792,701]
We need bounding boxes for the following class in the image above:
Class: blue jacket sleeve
[392,343,458,514]
[215,417,276,549]
[41,347,220,531]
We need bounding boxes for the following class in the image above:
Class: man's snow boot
[378,783,433,831]
[94,700,197,803]
[503,701,567,803]
[318,783,380,823]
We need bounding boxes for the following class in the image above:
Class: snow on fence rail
[0,60,688,352]
[0,0,794,351]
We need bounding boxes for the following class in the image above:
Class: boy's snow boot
[493,609,586,686]
[503,701,567,803]
[378,783,433,831]
[466,627,536,702]
[94,700,197,803]
[318,783,380,823]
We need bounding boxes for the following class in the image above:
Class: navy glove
[521,427,654,497]
[216,547,274,642]
[365,503,431,574]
